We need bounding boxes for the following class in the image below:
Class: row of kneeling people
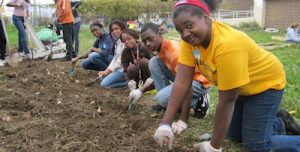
[71,20,211,118]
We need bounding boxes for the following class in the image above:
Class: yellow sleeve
[178,41,196,67]
[216,46,250,90]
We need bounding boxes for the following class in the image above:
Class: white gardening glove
[171,120,187,135]
[129,89,142,104]
[142,77,154,88]
[128,80,136,91]
[154,125,174,150]
[194,141,222,152]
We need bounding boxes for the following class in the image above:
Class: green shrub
[239,21,261,31]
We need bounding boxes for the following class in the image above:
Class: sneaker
[194,93,210,119]
[277,109,300,135]
[18,52,26,57]
[24,54,32,60]
[151,104,166,112]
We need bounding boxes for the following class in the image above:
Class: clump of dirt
[0,60,192,152]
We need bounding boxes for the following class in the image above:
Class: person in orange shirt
[139,22,211,134]
[55,0,75,61]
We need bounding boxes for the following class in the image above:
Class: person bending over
[121,29,154,102]
[154,0,300,151]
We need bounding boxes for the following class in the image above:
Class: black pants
[62,23,74,59]
[0,19,7,60]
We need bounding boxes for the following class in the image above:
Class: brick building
[265,0,300,29]
[254,0,300,29]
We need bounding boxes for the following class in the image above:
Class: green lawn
[5,23,300,151]
[6,24,19,48]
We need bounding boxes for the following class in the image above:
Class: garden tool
[86,74,103,86]
[25,19,34,60]
[160,136,169,152]
[24,18,48,59]
[127,98,134,111]
[69,63,76,80]
[138,69,143,88]
[127,88,142,111]
[1,5,19,67]
[127,89,142,111]
[46,22,56,61]
[127,78,153,111]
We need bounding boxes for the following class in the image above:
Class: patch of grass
[271,45,300,118]
[78,25,95,56]
[245,30,273,43]
[6,24,18,48]
[238,21,260,31]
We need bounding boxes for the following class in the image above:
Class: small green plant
[239,21,261,31]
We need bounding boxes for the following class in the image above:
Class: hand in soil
[154,125,174,150]
[127,89,142,111]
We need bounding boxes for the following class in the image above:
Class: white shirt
[107,39,125,72]
[285,27,300,42]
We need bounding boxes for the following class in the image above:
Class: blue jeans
[12,15,29,54]
[80,52,113,71]
[72,21,81,55]
[100,71,127,88]
[227,89,300,152]
[156,80,209,108]
[149,56,175,91]
[149,56,209,108]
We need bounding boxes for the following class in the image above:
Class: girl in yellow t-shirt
[153,0,300,151]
